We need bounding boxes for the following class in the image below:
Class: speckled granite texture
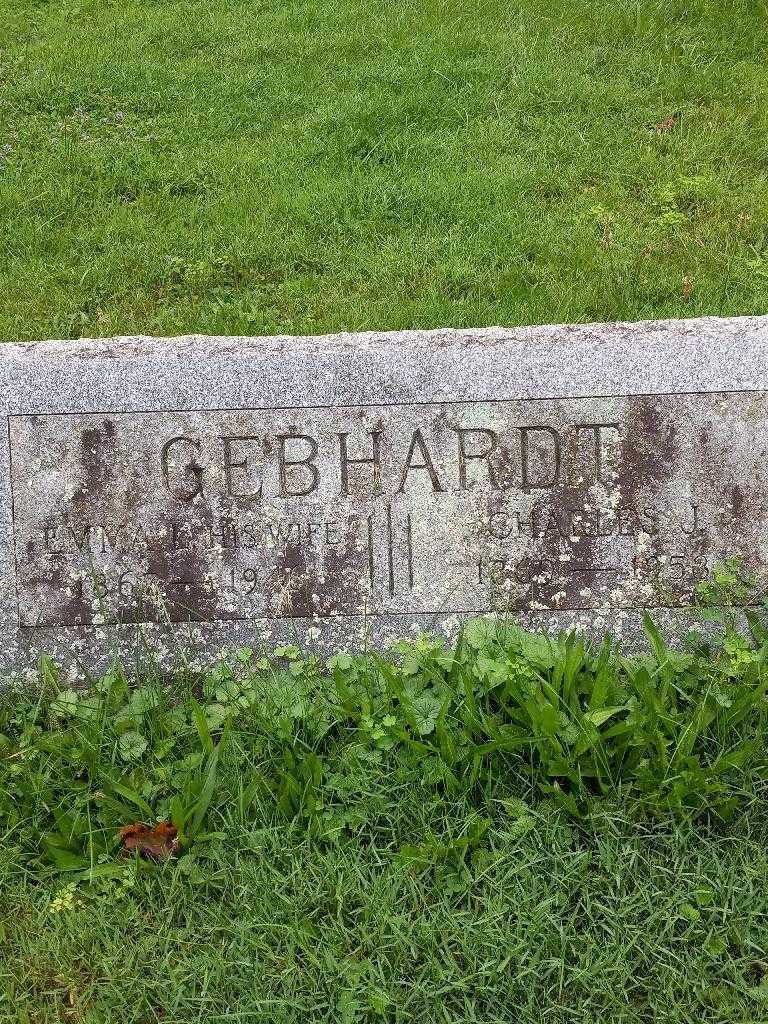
[1,315,767,678]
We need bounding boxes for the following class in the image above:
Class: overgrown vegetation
[5,611,768,868]
[3,592,768,1020]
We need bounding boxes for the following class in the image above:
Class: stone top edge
[2,314,767,361]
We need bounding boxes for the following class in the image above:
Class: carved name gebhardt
[9,391,767,628]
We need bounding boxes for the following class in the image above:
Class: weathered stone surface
[0,315,767,675]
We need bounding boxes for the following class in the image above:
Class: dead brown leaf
[119,821,179,861]
[653,113,680,133]
[682,274,694,299]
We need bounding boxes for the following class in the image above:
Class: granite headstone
[1,315,767,676]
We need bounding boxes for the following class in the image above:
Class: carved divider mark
[367,503,416,601]
[367,514,375,591]
[406,513,414,590]
[386,503,395,597]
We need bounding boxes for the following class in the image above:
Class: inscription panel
[9,392,768,628]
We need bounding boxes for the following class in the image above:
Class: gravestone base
[13,607,731,683]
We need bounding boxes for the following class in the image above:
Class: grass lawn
[1,0,767,343]
[4,789,768,1023]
